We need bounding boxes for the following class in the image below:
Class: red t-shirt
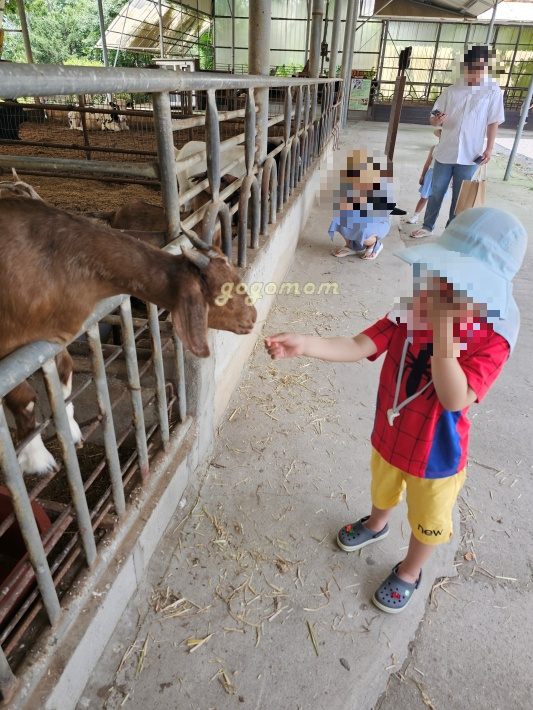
[362,316,510,479]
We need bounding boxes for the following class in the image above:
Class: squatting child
[265,207,526,613]
[328,148,396,261]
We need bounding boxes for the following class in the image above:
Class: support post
[320,1,330,77]
[97,0,109,67]
[16,0,42,107]
[231,0,235,74]
[339,0,356,126]
[341,0,359,128]
[385,47,411,162]
[158,0,165,58]
[463,23,471,53]
[304,0,312,66]
[308,0,325,79]
[77,94,93,161]
[328,0,343,78]
[504,25,522,100]
[504,71,533,181]
[427,23,442,101]
[385,74,406,161]
[152,92,181,241]
[249,0,271,166]
[15,0,34,64]
[486,0,498,45]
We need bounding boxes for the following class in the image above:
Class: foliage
[1,0,146,67]
[197,28,213,71]
[275,63,304,77]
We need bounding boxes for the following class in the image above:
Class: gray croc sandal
[336,515,389,552]
[372,563,422,614]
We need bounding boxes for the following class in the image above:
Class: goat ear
[170,284,210,358]
[12,168,20,183]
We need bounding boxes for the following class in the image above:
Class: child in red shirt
[265,207,526,613]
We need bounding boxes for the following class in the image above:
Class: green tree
[197,28,213,71]
[2,0,133,65]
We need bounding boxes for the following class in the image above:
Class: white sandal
[360,242,383,260]
[333,247,359,257]
[410,228,432,239]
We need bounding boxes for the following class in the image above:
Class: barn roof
[96,0,211,56]
[373,0,505,20]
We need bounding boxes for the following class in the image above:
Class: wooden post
[77,95,93,161]
[384,46,411,162]
[384,75,406,162]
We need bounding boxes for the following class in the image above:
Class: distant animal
[0,198,256,475]
[88,188,231,247]
[174,140,248,213]
[89,201,167,235]
[0,99,28,141]
[67,101,132,132]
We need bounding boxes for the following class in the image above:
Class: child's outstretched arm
[265,333,377,363]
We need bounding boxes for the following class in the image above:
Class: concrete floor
[78,122,533,710]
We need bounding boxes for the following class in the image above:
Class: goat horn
[182,245,211,270]
[181,225,210,251]
[12,168,20,183]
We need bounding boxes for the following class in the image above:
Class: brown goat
[89,200,166,233]
[89,186,233,248]
[0,198,256,475]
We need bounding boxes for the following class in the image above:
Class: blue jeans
[422,161,478,232]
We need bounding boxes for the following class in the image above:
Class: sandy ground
[77,121,532,710]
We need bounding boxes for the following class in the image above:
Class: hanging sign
[349,71,372,111]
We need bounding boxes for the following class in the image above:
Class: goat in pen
[0,198,257,475]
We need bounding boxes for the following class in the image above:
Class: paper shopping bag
[454,164,487,215]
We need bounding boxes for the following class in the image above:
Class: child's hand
[264,333,306,360]
[419,174,425,185]
[424,284,473,358]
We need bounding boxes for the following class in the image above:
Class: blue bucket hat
[394,207,528,351]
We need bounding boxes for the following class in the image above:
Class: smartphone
[431,109,443,117]
[473,155,484,164]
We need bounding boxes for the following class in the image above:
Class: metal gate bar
[0,62,340,703]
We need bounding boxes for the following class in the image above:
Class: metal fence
[0,63,340,703]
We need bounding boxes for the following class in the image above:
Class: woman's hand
[264,333,306,360]
[419,173,426,186]
[479,148,492,166]
[430,113,447,127]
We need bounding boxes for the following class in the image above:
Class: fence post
[153,91,181,243]
[249,0,271,167]
[328,0,343,79]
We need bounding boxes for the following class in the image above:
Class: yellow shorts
[370,448,466,545]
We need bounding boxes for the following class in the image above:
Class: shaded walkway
[78,121,533,710]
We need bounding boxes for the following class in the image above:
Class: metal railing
[0,63,341,704]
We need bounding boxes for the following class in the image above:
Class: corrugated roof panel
[97,0,211,55]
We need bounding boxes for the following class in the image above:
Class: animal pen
[0,62,341,705]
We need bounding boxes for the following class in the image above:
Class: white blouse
[432,78,505,166]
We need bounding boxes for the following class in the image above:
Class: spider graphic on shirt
[403,345,435,399]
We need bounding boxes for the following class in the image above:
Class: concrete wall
[10,141,331,710]
[182,153,329,469]
[213,164,323,425]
